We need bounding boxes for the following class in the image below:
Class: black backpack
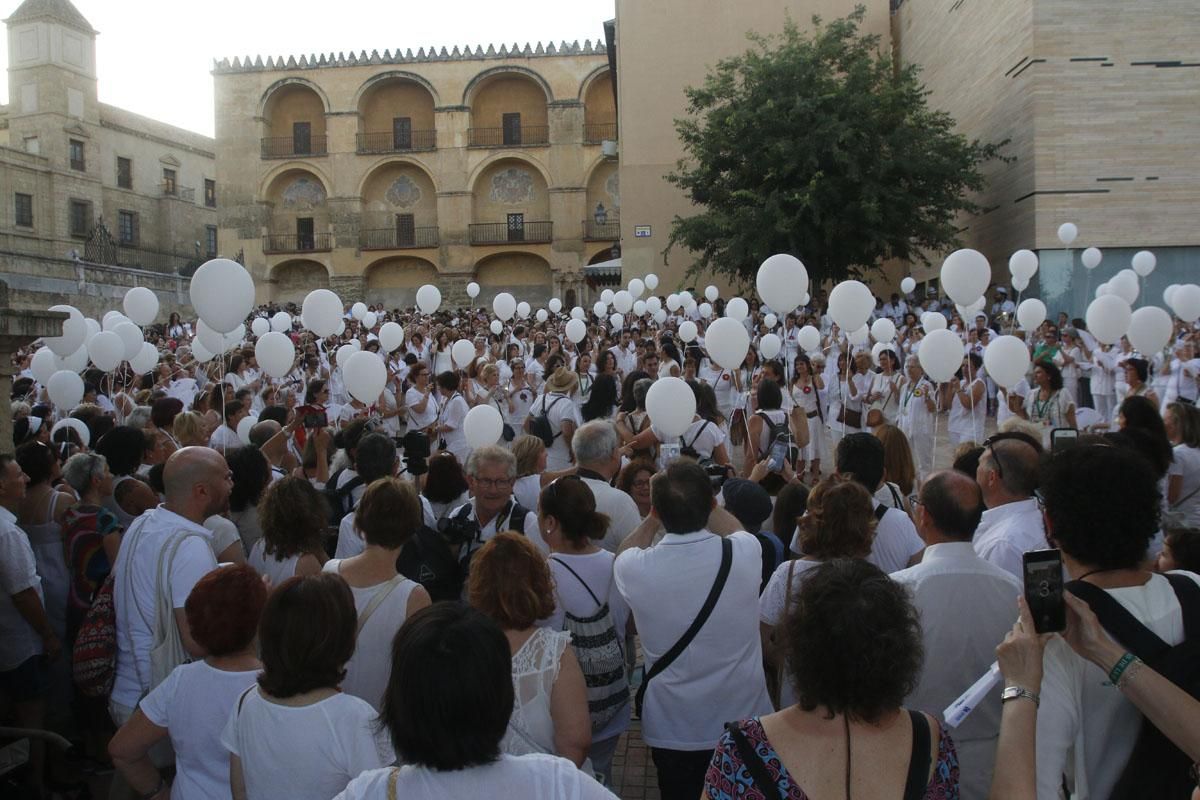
[528,395,565,448]
[679,420,713,464]
[323,468,365,527]
[756,411,798,466]
[1066,573,1200,799]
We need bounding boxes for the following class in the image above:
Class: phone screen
[1051,427,1079,453]
[768,440,788,472]
[1023,549,1066,633]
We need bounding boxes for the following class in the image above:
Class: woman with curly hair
[1019,358,1077,447]
[706,559,958,799]
[248,476,329,586]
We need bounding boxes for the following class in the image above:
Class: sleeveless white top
[247,539,302,587]
[501,627,571,758]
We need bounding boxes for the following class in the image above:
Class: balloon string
[931,383,940,472]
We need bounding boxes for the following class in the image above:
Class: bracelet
[1116,657,1145,690]
[137,777,166,800]
[1108,652,1137,685]
[1001,685,1040,707]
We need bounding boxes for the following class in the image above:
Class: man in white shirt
[571,421,644,552]
[609,330,638,376]
[448,446,545,560]
[614,461,772,800]
[111,447,225,726]
[972,435,1046,578]
[990,287,1016,318]
[892,470,1021,800]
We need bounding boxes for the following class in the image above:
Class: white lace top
[500,627,571,758]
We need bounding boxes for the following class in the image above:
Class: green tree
[666,5,1005,287]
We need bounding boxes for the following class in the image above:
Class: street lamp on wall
[594,203,608,226]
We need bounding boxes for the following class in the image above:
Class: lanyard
[1033,391,1056,421]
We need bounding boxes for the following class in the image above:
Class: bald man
[110,447,226,729]
[892,470,1022,800]
[973,436,1047,578]
[248,419,292,482]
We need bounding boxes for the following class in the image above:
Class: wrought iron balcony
[359,226,440,250]
[356,130,437,154]
[582,122,617,144]
[162,183,195,202]
[263,232,332,254]
[70,158,86,171]
[469,221,553,245]
[467,125,550,148]
[583,215,620,241]
[261,135,329,159]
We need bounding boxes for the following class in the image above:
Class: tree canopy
[666,5,1005,288]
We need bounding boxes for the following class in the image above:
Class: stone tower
[5,0,100,135]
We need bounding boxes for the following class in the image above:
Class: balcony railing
[356,130,437,154]
[261,136,329,159]
[263,232,333,254]
[467,125,550,148]
[469,221,553,245]
[582,122,618,144]
[162,183,196,202]
[359,226,440,250]
[70,158,86,171]
[583,216,620,241]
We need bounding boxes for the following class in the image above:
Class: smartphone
[1023,549,1066,633]
[768,440,788,472]
[1051,427,1078,453]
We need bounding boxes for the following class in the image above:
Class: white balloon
[493,293,516,322]
[351,302,368,321]
[759,333,782,360]
[84,318,101,343]
[628,278,645,299]
[917,329,963,383]
[467,282,481,299]
[52,418,90,448]
[191,259,254,333]
[653,309,668,325]
[515,302,530,320]
[800,292,810,306]
[123,287,159,326]
[194,320,221,354]
[1131,250,1156,277]
[848,325,869,345]
[536,309,549,323]
[609,313,624,331]
[706,317,751,370]
[102,311,126,329]
[600,289,615,305]
[645,274,659,291]
[343,351,386,403]
[679,290,693,305]
[236,415,258,446]
[47,370,85,410]
[704,285,719,302]
[362,312,377,329]
[1082,247,1103,270]
[1109,270,1140,305]
[1086,295,1133,345]
[130,342,159,374]
[698,302,713,319]
[922,312,947,332]
[255,332,295,378]
[565,318,587,344]
[1170,285,1200,323]
[31,347,58,384]
[270,311,292,333]
[416,284,441,314]
[645,377,696,439]
[798,326,821,352]
[1096,283,1111,299]
[665,294,681,312]
[828,281,874,330]
[983,335,1031,389]
[726,297,749,322]
[113,321,143,360]
[336,344,358,370]
[222,325,245,353]
[1016,298,1047,331]
[593,301,608,318]
[613,291,634,314]
[940,249,991,305]
[490,320,504,335]
[191,340,215,363]
[548,298,563,314]
[379,322,404,352]
[1008,249,1039,281]
[870,318,896,343]
[1164,285,1180,308]
[1012,274,1030,292]
[45,305,87,356]
[632,301,646,317]
[756,254,809,314]
[302,289,344,337]
[251,318,270,337]
[1057,223,1079,246]
[463,405,504,448]
[900,277,917,295]
[570,307,585,321]
[764,313,778,329]
[452,339,476,369]
[1127,306,1173,354]
[678,321,698,343]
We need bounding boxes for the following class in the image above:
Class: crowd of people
[2,280,1200,800]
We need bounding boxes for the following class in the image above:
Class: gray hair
[573,420,619,466]
[125,406,152,430]
[62,452,108,496]
[633,378,653,410]
[465,445,516,480]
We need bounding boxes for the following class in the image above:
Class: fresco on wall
[489,167,536,205]
[281,177,326,209]
[386,175,422,208]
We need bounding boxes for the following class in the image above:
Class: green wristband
[1107,652,1136,685]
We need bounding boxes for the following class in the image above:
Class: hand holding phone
[1023,549,1066,633]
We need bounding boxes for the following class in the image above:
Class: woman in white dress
[947,352,987,446]
[432,371,472,463]
[1019,358,1077,447]
[864,348,902,429]
[895,356,940,480]
[248,476,328,586]
[468,532,591,767]
[789,354,825,480]
[430,330,454,377]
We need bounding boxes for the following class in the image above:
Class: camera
[706,462,732,492]
[437,514,480,546]
[401,430,431,476]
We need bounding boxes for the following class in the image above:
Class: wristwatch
[1001,685,1040,707]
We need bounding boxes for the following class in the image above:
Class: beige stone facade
[0,0,217,277]
[212,41,617,309]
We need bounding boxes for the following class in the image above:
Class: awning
[584,257,622,282]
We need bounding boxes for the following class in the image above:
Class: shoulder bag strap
[1164,572,1200,639]
[386,767,400,800]
[1066,580,1171,662]
[888,483,903,508]
[550,556,603,608]
[902,710,933,800]
[686,420,712,449]
[1168,481,1200,513]
[636,537,733,716]
[725,721,785,800]
[874,503,889,522]
[356,574,405,635]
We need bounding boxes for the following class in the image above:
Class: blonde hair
[173,411,205,445]
[511,435,545,477]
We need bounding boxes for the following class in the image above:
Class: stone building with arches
[213,41,619,309]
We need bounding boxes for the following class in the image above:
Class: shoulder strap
[902,710,933,800]
[636,537,733,716]
[1065,580,1171,662]
[507,501,531,534]
[725,721,784,800]
[685,420,711,449]
[550,557,603,607]
[386,767,400,800]
[1164,572,1200,639]
[356,574,405,635]
[888,483,903,508]
[874,504,889,522]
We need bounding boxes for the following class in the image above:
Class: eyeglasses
[1033,488,1046,511]
[907,493,923,510]
[473,477,513,490]
[983,436,1006,482]
[547,474,583,505]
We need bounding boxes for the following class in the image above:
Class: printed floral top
[63,504,123,639]
[704,717,960,800]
